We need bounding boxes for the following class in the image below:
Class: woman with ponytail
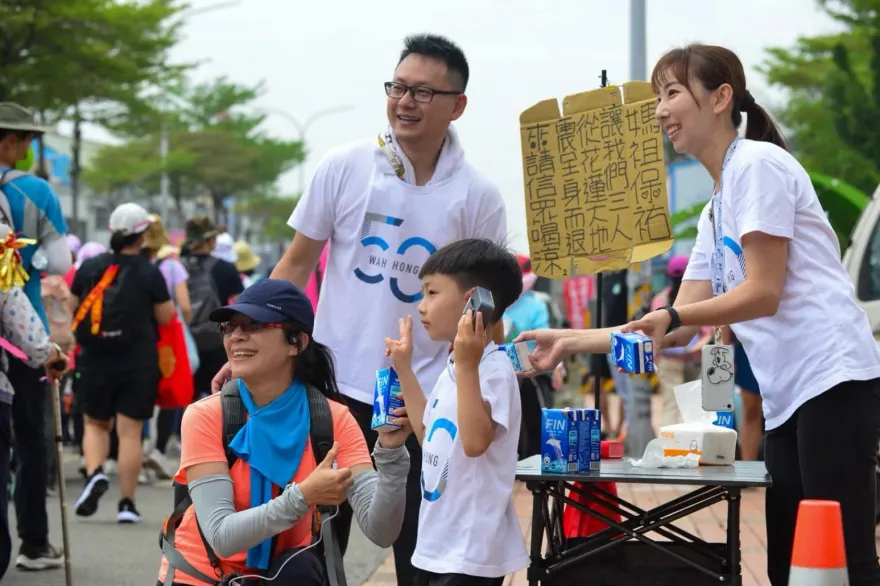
[157,279,410,586]
[517,44,880,585]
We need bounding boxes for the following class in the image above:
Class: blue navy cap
[209,278,314,334]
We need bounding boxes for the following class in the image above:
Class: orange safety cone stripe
[790,499,847,569]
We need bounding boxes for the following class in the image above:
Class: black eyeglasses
[218,322,286,335]
[384,81,463,104]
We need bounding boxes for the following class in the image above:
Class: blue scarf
[227,378,310,570]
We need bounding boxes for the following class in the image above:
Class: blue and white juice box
[610,332,656,375]
[540,408,601,473]
[370,367,404,432]
[498,340,538,372]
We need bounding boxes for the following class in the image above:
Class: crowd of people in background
[0,31,877,586]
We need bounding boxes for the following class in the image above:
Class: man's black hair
[419,238,522,323]
[399,34,469,92]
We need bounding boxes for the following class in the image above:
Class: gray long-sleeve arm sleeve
[189,443,409,557]
[348,443,410,548]
[189,475,310,558]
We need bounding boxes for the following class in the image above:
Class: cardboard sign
[520,81,674,278]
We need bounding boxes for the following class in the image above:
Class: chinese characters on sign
[519,81,673,278]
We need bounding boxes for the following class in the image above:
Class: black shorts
[413,569,504,586]
[76,366,159,421]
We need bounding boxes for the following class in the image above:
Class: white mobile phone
[701,344,735,412]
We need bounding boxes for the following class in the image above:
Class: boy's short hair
[419,238,523,323]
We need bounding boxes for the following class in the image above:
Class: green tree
[0,0,188,229]
[760,0,880,196]
[85,76,304,222]
[235,190,298,242]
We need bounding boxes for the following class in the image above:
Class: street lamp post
[159,0,241,223]
[260,105,355,194]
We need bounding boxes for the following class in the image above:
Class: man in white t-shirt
[385,239,529,586]
[213,33,508,585]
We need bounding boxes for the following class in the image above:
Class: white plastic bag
[628,439,700,469]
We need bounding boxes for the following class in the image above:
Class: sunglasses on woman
[217,322,287,335]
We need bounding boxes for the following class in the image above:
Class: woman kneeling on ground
[157,279,411,586]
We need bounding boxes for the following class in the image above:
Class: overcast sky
[77,0,841,252]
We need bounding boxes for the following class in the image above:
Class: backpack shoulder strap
[220,380,247,470]
[0,170,22,229]
[305,384,347,586]
[306,384,334,465]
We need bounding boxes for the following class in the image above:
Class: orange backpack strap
[71,264,119,335]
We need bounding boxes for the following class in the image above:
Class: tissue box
[658,421,737,466]
[540,408,601,473]
[610,332,656,374]
[498,340,537,372]
[370,367,404,432]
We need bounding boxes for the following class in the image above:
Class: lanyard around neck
[708,137,740,344]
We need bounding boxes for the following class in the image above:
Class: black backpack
[160,381,347,586]
[72,253,141,347]
[184,255,224,353]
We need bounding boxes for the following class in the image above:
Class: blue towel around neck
[227,378,310,570]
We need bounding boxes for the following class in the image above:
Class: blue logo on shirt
[353,213,437,303]
[421,417,457,502]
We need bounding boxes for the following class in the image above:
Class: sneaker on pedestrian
[138,468,151,485]
[74,467,109,517]
[15,542,63,571]
[143,448,173,480]
[117,497,141,524]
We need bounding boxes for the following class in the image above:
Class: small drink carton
[611,332,656,374]
[370,367,404,432]
[498,340,538,372]
[540,408,601,473]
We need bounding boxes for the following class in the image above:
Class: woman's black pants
[764,377,880,585]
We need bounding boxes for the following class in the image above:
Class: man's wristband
[658,306,681,334]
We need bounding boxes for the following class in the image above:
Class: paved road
[5,452,388,586]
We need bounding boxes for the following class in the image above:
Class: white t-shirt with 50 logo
[289,128,508,405]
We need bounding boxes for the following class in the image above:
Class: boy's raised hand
[385,315,414,372]
[454,310,486,370]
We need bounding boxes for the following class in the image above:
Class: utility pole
[71,105,82,235]
[260,105,354,194]
[630,0,647,81]
[158,0,241,225]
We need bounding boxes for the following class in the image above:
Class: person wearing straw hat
[182,216,244,401]
[233,240,262,288]
[0,102,72,572]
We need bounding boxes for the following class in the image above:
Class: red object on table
[563,480,623,538]
[601,440,624,459]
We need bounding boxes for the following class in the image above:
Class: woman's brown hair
[651,44,788,151]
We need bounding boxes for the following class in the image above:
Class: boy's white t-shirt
[683,139,880,430]
[289,127,508,405]
[412,343,528,578]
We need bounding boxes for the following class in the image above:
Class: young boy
[384,238,528,586]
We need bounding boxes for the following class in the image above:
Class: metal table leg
[527,483,547,586]
[726,487,742,585]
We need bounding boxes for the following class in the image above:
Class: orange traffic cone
[788,499,848,585]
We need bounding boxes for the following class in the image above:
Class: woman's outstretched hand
[621,309,673,351]
[514,329,570,377]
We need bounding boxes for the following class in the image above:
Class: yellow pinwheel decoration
[0,230,36,292]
